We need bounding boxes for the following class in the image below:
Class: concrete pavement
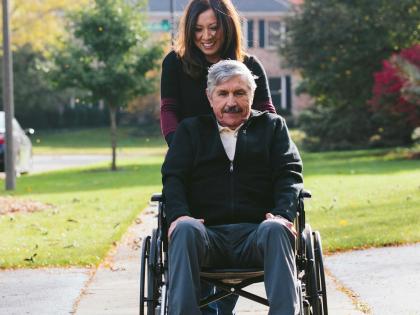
[0,268,90,315]
[325,244,420,315]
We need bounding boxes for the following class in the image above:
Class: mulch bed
[0,196,53,215]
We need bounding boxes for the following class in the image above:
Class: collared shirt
[217,122,243,161]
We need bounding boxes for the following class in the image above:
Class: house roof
[147,0,291,13]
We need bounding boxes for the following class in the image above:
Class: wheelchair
[139,190,328,315]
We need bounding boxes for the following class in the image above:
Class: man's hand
[168,216,205,240]
[265,213,297,237]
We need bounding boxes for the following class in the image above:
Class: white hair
[207,60,257,96]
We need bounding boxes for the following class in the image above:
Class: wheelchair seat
[200,268,264,284]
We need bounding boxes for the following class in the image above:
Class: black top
[160,51,275,143]
[162,110,303,226]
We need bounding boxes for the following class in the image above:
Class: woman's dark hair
[175,0,245,79]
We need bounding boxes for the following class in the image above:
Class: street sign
[147,20,171,32]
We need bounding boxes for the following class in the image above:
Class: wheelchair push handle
[151,193,163,202]
[300,189,312,199]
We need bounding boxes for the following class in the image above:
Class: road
[31,154,110,173]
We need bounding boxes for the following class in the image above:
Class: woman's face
[193,9,223,63]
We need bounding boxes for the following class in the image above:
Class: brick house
[147,0,311,116]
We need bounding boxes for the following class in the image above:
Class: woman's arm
[161,52,181,145]
[247,56,276,114]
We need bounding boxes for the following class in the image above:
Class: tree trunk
[109,105,117,171]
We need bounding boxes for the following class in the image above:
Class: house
[147,0,311,116]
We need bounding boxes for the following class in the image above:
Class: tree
[0,44,71,128]
[283,0,420,148]
[0,0,88,54]
[52,0,163,170]
[369,44,420,145]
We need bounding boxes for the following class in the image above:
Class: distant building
[147,0,311,116]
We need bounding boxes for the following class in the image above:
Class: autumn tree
[283,0,420,149]
[52,0,162,170]
[0,0,88,54]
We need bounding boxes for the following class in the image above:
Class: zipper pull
[229,161,234,173]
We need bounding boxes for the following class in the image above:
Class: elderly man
[162,60,303,315]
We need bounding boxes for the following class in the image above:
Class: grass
[1,126,419,267]
[0,156,163,268]
[302,149,420,252]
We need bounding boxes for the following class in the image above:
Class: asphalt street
[32,154,110,173]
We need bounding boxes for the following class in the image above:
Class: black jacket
[161,110,303,226]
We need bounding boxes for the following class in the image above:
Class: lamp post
[2,0,16,190]
[170,0,175,46]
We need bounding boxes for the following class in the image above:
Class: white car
[0,111,34,174]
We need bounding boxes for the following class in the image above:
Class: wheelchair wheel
[314,231,328,315]
[139,235,151,315]
[297,280,305,315]
[147,229,160,315]
[139,230,160,315]
[303,224,321,315]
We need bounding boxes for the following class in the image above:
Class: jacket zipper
[229,160,234,221]
[229,126,248,221]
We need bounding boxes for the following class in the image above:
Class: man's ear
[206,88,213,107]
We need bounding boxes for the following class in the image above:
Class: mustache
[223,106,242,113]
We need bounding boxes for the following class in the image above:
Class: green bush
[298,105,374,151]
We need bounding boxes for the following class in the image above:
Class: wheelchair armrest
[300,189,312,199]
[151,193,163,202]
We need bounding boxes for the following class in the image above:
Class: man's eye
[235,91,246,96]
[218,91,228,96]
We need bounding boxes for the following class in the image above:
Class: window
[269,77,281,111]
[267,21,281,48]
[258,20,265,48]
[247,20,254,48]
[269,76,292,113]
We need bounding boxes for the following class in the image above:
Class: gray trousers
[168,220,298,315]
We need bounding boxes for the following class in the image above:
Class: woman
[160,0,276,145]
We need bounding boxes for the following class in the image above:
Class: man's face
[207,75,253,129]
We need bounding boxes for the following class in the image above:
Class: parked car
[0,111,34,174]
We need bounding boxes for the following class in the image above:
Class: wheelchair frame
[139,190,328,315]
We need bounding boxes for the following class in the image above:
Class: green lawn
[302,149,420,252]
[0,156,163,268]
[0,127,419,267]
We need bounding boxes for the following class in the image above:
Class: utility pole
[2,0,16,190]
[170,0,175,46]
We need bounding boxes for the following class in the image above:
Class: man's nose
[226,94,237,106]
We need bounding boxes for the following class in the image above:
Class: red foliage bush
[369,45,420,143]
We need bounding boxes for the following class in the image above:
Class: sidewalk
[74,204,365,315]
